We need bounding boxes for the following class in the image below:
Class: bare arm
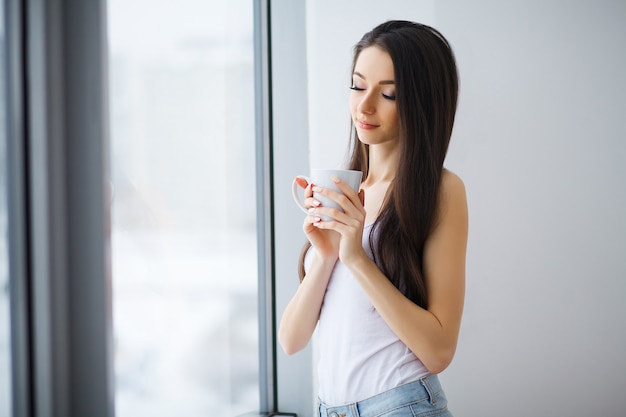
[277,251,336,355]
[346,171,468,373]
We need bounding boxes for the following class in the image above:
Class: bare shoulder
[438,169,467,218]
[441,168,466,196]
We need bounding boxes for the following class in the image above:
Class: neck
[363,142,399,187]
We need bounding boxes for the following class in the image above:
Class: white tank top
[313,222,429,405]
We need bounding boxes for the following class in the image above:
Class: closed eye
[382,92,396,100]
[349,85,365,91]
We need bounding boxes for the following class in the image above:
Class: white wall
[305,1,626,416]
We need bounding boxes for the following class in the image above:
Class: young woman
[279,20,467,417]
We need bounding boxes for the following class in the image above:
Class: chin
[356,132,378,145]
[357,135,394,147]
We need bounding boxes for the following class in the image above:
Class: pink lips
[356,120,379,130]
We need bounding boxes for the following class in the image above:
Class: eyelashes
[350,85,396,101]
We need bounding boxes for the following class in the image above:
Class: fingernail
[330,175,340,183]
[312,186,322,192]
[295,177,308,189]
[312,200,321,207]
[308,208,315,213]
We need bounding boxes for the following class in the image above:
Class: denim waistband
[318,374,443,417]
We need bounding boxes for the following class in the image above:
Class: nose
[357,90,376,115]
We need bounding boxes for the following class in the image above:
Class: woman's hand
[307,176,367,265]
[296,179,341,260]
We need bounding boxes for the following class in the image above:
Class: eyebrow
[353,71,395,85]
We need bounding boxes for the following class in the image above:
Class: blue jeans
[317,374,452,417]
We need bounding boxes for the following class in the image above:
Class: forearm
[278,252,337,355]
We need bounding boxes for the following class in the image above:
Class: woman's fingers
[296,178,315,208]
[303,183,321,209]
[296,176,363,215]
[330,176,364,210]
[309,193,364,227]
[311,177,365,218]
[295,177,308,189]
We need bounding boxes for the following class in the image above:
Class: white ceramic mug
[292,169,363,220]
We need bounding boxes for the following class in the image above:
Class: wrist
[311,249,339,269]
[341,248,370,270]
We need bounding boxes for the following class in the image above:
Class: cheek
[386,108,399,130]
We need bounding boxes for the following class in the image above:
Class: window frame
[256,1,313,415]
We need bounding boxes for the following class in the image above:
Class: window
[1,2,312,415]
[108,1,259,415]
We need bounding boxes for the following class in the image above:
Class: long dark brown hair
[299,21,458,309]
